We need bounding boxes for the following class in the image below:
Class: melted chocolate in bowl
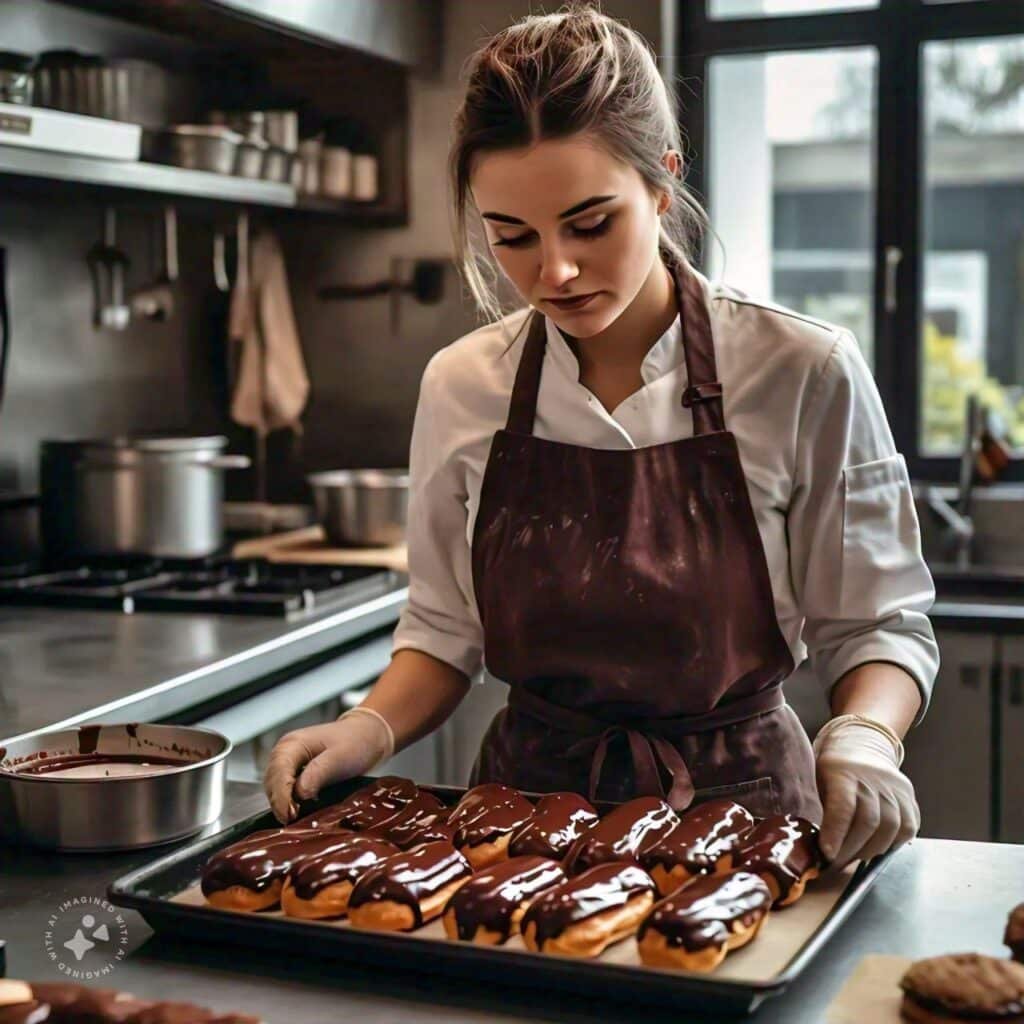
[12,753,197,778]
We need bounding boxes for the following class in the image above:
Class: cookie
[899,953,1024,1023]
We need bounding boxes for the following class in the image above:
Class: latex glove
[263,706,395,824]
[813,715,920,870]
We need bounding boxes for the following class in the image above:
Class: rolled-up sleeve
[788,330,939,725]
[391,355,485,679]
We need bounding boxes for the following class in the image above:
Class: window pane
[920,35,1024,456]
[708,48,877,362]
[708,0,877,19]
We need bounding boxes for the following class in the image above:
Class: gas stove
[0,556,395,617]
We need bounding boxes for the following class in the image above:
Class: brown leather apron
[468,256,822,823]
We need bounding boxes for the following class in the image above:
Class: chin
[551,305,621,339]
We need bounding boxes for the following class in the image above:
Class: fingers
[817,767,857,864]
[263,731,323,824]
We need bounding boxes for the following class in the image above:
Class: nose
[537,239,579,293]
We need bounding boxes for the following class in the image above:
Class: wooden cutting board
[233,526,408,573]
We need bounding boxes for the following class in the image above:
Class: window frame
[675,0,1024,482]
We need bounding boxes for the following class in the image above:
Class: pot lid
[42,435,229,452]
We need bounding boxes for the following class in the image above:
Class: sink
[914,482,1024,569]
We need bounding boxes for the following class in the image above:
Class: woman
[265,5,938,871]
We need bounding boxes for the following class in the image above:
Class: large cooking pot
[40,435,250,560]
[307,468,409,547]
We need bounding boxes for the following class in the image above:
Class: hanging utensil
[86,207,130,331]
[130,204,178,322]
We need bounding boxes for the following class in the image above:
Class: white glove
[813,714,920,870]
[263,706,395,824]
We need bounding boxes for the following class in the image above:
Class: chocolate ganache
[201,829,356,896]
[508,793,598,859]
[348,840,472,928]
[446,784,533,847]
[637,870,772,952]
[289,835,399,900]
[735,815,822,901]
[563,797,678,874]
[364,790,446,848]
[295,776,420,831]
[641,799,755,876]
[522,862,656,946]
[447,856,566,942]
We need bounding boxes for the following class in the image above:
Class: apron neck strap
[505,259,725,437]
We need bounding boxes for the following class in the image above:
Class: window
[709,0,878,19]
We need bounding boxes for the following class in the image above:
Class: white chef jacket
[391,266,939,724]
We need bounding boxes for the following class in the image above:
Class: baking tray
[108,776,893,1016]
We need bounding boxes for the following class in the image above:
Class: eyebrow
[480,194,618,225]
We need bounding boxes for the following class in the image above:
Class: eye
[491,214,614,249]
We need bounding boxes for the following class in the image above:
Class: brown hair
[449,2,709,327]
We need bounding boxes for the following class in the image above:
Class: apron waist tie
[508,684,786,812]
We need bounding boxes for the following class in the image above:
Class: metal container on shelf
[40,435,250,559]
[0,51,34,105]
[0,724,231,851]
[262,144,293,183]
[234,135,268,179]
[307,468,409,547]
[142,124,240,174]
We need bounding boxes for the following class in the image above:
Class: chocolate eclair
[637,869,773,972]
[201,828,359,911]
[1006,903,1024,963]
[442,855,566,945]
[508,792,598,860]
[280,834,399,919]
[640,798,756,895]
[0,980,48,1024]
[291,775,421,831]
[35,982,153,1022]
[446,784,534,869]
[734,814,823,907]
[900,953,1024,1023]
[562,796,678,875]
[129,1004,261,1024]
[347,840,473,931]
[521,861,657,957]
[364,790,447,849]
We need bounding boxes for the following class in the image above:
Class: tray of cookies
[108,775,892,1016]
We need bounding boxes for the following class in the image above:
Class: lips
[546,292,600,311]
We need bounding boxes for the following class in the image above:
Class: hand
[263,707,394,824]
[813,718,920,870]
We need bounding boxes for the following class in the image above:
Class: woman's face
[470,136,668,338]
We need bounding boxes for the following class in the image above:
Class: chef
[266,5,938,870]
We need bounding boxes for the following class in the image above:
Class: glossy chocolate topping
[12,753,194,778]
[289,835,399,900]
[53,986,152,1022]
[637,869,772,952]
[446,784,533,848]
[348,840,472,928]
[201,829,356,896]
[735,814,822,900]
[641,798,756,876]
[128,1002,261,1023]
[365,790,446,848]
[522,861,656,946]
[395,820,455,848]
[0,1003,48,1024]
[508,792,598,859]
[313,776,421,831]
[562,797,678,875]
[447,855,566,941]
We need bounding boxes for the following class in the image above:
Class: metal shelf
[0,144,295,207]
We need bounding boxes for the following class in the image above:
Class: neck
[565,255,679,377]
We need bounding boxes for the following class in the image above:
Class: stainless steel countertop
[0,576,409,744]
[0,781,1020,1023]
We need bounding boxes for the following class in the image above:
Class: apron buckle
[681,381,723,408]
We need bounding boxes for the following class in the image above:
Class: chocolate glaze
[446,784,533,848]
[637,869,772,953]
[364,790,446,848]
[201,829,355,897]
[508,793,598,859]
[1006,903,1024,962]
[641,799,756,877]
[309,776,420,831]
[522,861,656,947]
[448,855,566,942]
[348,840,472,928]
[13,753,194,776]
[79,725,101,755]
[128,1002,261,1023]
[735,814,822,902]
[290,835,399,900]
[563,797,678,875]
[395,820,455,848]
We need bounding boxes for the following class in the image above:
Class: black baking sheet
[108,776,892,1016]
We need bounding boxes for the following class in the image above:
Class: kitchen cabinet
[904,631,995,841]
[999,636,1024,843]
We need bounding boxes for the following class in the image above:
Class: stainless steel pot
[0,723,231,851]
[307,469,409,547]
[40,435,250,559]
[143,125,241,175]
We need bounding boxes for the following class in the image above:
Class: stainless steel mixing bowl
[0,723,231,851]
[307,468,409,547]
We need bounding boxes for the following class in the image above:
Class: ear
[657,149,682,215]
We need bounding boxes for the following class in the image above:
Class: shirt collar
[543,307,685,386]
